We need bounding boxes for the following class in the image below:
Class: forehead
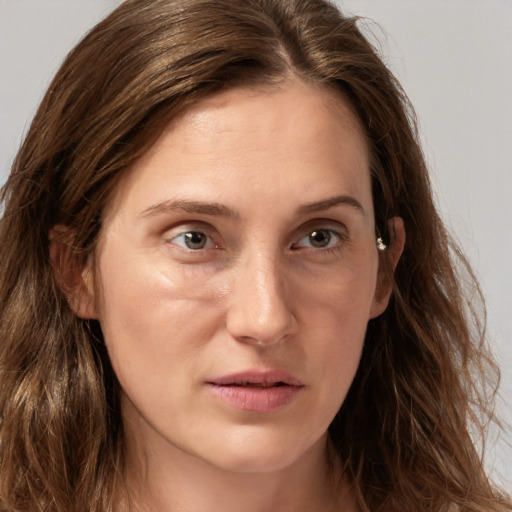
[103,79,371,223]
[164,79,367,160]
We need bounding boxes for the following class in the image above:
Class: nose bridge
[226,246,296,345]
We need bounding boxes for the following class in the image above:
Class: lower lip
[207,384,303,412]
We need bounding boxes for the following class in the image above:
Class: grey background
[1,0,511,489]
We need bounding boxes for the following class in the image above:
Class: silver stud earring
[376,237,387,251]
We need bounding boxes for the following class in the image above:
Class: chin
[208,451,304,474]
[194,426,327,475]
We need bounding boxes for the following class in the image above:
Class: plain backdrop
[1,0,511,489]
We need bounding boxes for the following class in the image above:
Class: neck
[118,422,358,512]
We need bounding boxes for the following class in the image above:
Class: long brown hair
[0,0,510,510]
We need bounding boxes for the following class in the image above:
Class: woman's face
[85,79,392,473]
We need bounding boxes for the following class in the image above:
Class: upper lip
[208,370,304,387]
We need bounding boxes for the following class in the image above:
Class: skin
[63,78,404,511]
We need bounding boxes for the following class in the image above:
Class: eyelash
[168,229,217,252]
[167,224,347,255]
[291,228,345,252]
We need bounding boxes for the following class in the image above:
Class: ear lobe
[49,225,98,319]
[369,217,405,319]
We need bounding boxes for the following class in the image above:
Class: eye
[169,230,214,250]
[293,228,343,250]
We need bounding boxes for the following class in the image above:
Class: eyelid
[292,229,343,249]
[164,222,222,251]
[162,218,349,256]
[295,217,348,237]
[169,231,215,251]
[289,217,350,252]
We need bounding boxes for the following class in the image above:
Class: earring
[376,237,387,251]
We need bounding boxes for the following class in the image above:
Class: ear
[369,217,405,319]
[49,225,98,319]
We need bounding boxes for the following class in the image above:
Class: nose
[226,253,297,346]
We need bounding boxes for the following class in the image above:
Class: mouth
[226,381,288,388]
[206,370,304,412]
[207,370,304,388]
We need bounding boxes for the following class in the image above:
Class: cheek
[295,259,378,396]
[94,242,226,388]
[296,253,379,330]
[308,300,368,384]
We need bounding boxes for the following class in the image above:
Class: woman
[0,0,510,511]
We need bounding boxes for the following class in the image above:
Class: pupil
[184,232,207,249]
[309,229,331,248]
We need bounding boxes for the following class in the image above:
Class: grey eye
[171,231,212,250]
[308,229,332,248]
[293,228,342,250]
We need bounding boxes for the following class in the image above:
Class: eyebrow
[140,199,238,218]
[140,194,365,219]
[297,195,366,216]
